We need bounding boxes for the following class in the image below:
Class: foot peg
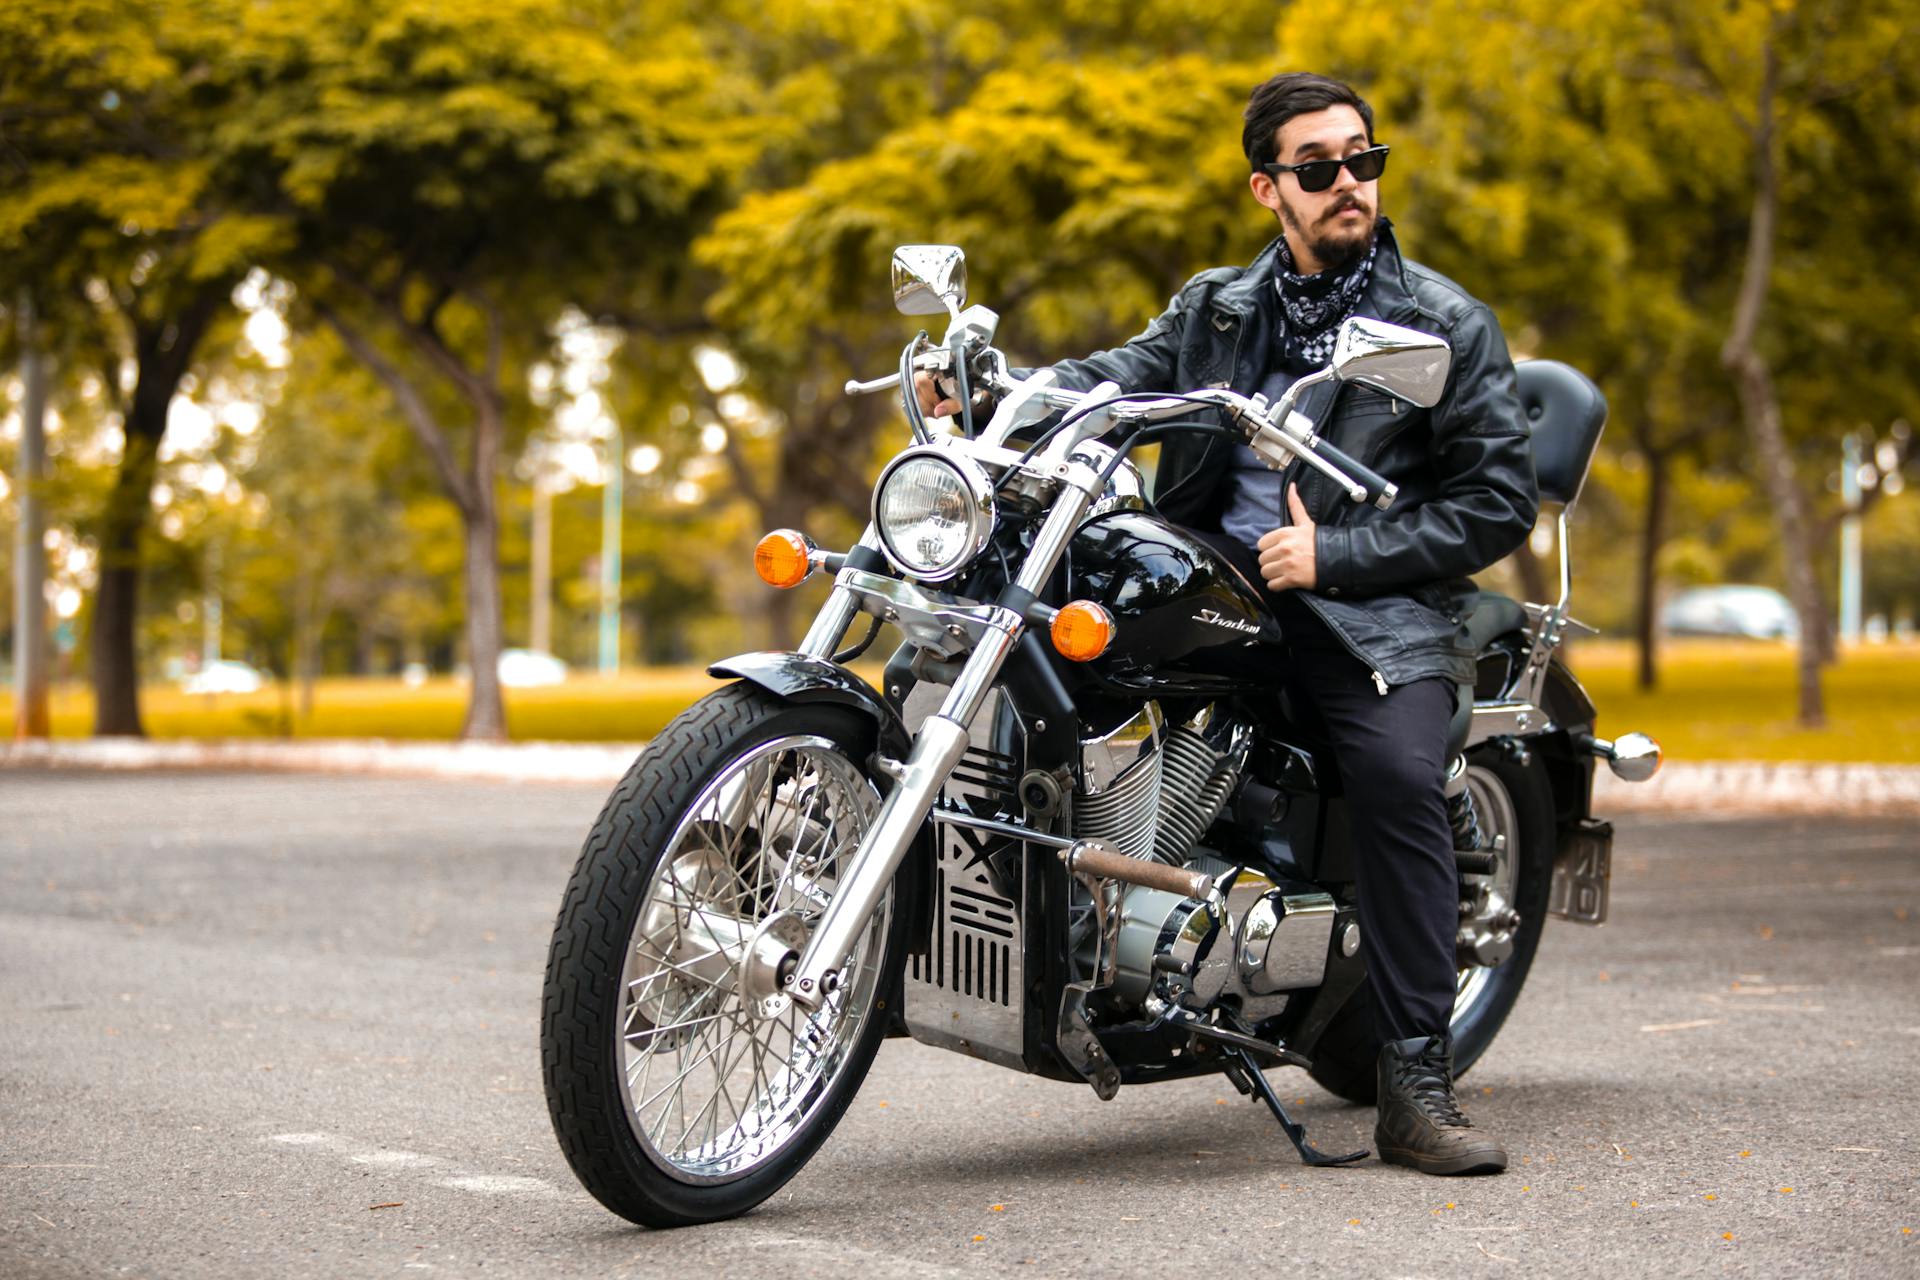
[1219,1047,1369,1168]
[1455,847,1498,876]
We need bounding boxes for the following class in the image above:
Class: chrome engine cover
[1113,866,1337,1019]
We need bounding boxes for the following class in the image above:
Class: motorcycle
[541,244,1662,1226]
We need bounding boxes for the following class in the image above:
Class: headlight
[872,448,995,581]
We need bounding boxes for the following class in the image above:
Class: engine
[1073,703,1338,1020]
[897,688,1338,1074]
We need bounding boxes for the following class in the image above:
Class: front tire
[542,683,911,1226]
[1307,741,1557,1104]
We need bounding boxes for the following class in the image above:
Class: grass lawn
[1567,638,1920,765]
[4,641,1916,764]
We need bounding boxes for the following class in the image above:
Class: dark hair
[1242,72,1375,172]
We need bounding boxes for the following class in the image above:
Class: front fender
[708,651,912,760]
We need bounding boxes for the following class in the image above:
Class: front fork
[781,451,1104,1011]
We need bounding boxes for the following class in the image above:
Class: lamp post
[1835,422,1912,646]
[1840,432,1863,646]
[598,420,623,675]
[516,438,571,661]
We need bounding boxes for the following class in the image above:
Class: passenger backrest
[1515,359,1607,508]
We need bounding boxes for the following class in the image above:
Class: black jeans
[1202,534,1460,1047]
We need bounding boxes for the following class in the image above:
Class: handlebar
[847,342,1401,510]
[1300,435,1398,510]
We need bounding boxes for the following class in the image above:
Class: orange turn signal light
[754,529,816,589]
[1051,600,1116,662]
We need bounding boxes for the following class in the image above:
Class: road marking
[351,1150,443,1169]
[438,1175,557,1196]
[703,1230,972,1278]
[264,1133,560,1199]
[1639,1018,1727,1033]
[269,1133,445,1169]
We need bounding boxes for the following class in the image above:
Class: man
[920,72,1537,1176]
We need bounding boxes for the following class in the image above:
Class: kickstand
[1220,1047,1369,1168]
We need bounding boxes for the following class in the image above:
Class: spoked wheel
[543,684,911,1227]
[1306,742,1556,1105]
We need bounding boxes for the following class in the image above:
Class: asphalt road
[1,770,1915,1279]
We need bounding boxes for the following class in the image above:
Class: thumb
[1287,483,1311,524]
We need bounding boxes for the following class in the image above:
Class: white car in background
[181,659,267,694]
[497,649,569,687]
[1660,585,1800,640]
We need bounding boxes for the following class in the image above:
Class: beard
[1278,192,1379,273]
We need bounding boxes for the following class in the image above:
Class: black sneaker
[1374,1034,1508,1176]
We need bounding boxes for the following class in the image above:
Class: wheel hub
[739,910,807,1019]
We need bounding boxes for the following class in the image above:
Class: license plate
[1549,819,1612,925]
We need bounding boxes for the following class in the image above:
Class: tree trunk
[1634,448,1668,690]
[90,429,161,736]
[13,289,51,739]
[1719,37,1823,726]
[459,402,508,741]
[1731,353,1825,723]
[316,295,509,741]
[90,296,221,736]
[460,501,507,738]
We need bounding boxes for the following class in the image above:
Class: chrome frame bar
[934,807,1076,851]
[1514,509,1574,711]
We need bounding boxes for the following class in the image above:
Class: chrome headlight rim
[870,445,997,583]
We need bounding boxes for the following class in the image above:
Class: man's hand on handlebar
[914,370,962,418]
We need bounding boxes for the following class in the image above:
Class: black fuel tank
[1065,510,1282,694]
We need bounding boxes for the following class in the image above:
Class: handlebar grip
[1310,437,1399,510]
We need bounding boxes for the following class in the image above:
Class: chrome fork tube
[799,525,879,659]
[784,460,1102,1009]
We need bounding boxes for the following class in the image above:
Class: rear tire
[1306,741,1557,1104]
[542,683,912,1226]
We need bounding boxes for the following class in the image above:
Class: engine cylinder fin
[1072,745,1162,861]
[1151,727,1240,864]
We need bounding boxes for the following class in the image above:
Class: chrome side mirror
[1331,317,1451,408]
[891,245,967,317]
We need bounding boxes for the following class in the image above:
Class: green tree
[212,0,754,736]
[0,0,275,733]
[1278,0,1919,712]
[693,53,1270,642]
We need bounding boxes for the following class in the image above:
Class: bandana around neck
[1272,233,1377,368]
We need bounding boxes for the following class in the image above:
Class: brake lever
[1249,416,1369,504]
[844,348,953,398]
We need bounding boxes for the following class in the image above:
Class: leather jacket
[1045,222,1539,687]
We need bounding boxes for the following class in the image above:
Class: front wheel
[1306,741,1557,1104]
[542,683,911,1227]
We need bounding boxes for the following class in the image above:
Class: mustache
[1323,197,1370,221]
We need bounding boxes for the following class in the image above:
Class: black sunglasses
[1261,144,1390,193]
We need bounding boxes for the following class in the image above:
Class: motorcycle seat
[1516,359,1608,508]
[1460,589,1528,657]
